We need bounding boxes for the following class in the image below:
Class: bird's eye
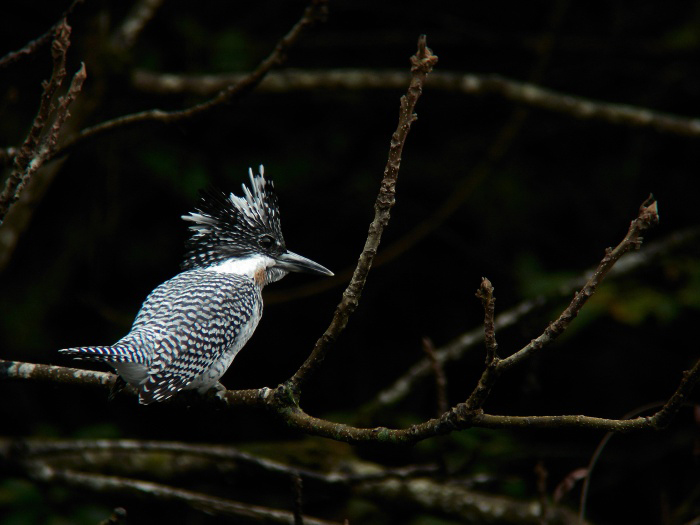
[259,234,276,250]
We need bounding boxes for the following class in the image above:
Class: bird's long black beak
[275,251,334,276]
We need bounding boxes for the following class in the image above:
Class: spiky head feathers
[181,166,286,270]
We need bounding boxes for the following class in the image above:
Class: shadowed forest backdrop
[1,1,699,524]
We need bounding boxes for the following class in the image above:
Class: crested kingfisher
[60,166,333,404]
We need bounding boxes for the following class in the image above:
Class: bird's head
[181,166,333,285]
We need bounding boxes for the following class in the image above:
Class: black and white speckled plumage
[60,166,332,404]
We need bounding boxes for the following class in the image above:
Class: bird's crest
[181,166,285,270]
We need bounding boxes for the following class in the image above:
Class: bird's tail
[59,345,137,363]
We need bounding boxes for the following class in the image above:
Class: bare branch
[4,194,690,445]
[366,292,544,413]
[0,20,86,224]
[0,436,578,523]
[464,278,502,411]
[132,69,700,138]
[51,0,328,161]
[500,195,660,370]
[369,226,699,413]
[1,437,439,486]
[24,463,340,525]
[0,0,84,69]
[287,35,438,397]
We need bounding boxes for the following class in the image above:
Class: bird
[60,166,333,404]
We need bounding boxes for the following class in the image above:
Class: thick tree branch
[0,437,439,487]
[286,36,438,397]
[22,462,340,525]
[132,69,700,137]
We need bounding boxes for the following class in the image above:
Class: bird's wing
[133,270,261,404]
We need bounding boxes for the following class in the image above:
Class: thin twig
[422,338,448,416]
[476,278,498,365]
[286,35,438,398]
[500,195,659,370]
[465,278,502,411]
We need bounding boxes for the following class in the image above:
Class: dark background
[1,1,699,524]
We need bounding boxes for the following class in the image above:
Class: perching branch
[1,196,698,444]
[3,347,696,444]
[286,35,438,398]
